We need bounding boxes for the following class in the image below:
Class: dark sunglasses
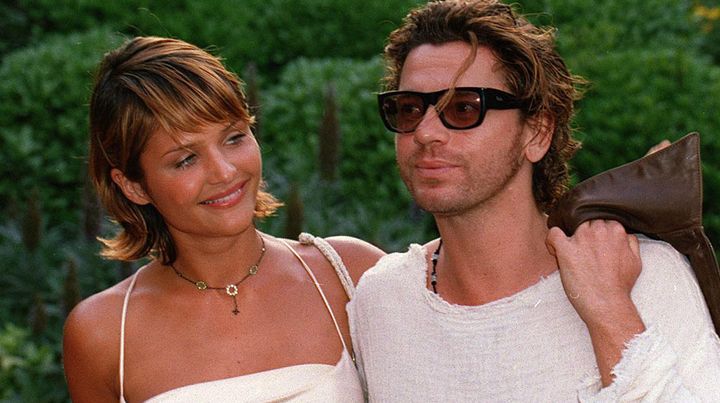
[377,87,524,133]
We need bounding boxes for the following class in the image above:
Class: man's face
[394,41,537,217]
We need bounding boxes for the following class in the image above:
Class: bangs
[126,58,253,135]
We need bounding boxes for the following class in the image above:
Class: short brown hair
[89,36,281,264]
[383,0,584,212]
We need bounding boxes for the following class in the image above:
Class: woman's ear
[111,168,151,205]
[523,113,554,163]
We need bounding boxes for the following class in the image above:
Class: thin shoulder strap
[279,239,349,353]
[119,266,144,403]
[298,233,354,299]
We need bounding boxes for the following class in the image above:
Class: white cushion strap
[299,233,355,299]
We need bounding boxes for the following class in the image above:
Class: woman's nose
[207,151,237,183]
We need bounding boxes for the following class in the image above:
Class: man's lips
[200,181,247,206]
[415,159,458,172]
[416,159,454,168]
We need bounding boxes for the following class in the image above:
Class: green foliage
[147,0,423,76]
[2,0,423,77]
[0,0,177,57]
[571,48,720,168]
[515,0,720,246]
[0,210,129,402]
[0,27,123,229]
[0,0,422,230]
[258,173,433,252]
[520,0,700,54]
[0,218,122,331]
[0,323,65,403]
[694,1,720,64]
[565,41,720,248]
[258,57,433,251]
[262,57,387,190]
[318,83,341,181]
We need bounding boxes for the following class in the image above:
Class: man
[347,1,720,401]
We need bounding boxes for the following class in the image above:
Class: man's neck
[432,198,558,306]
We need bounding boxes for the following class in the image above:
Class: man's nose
[412,106,450,145]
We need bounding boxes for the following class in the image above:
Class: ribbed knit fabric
[348,237,720,402]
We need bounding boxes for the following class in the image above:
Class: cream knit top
[348,237,720,402]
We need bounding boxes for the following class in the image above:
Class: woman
[63,36,384,402]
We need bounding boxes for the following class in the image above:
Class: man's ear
[110,168,151,205]
[523,113,554,163]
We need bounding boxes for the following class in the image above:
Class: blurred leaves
[0,323,65,403]
[0,27,123,230]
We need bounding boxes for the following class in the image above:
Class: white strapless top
[144,350,361,402]
[119,234,363,402]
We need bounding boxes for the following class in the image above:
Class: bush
[694,1,720,64]
[0,27,123,229]
[148,0,424,77]
[2,0,424,78]
[0,0,186,57]
[262,58,389,189]
[515,0,720,247]
[0,201,131,402]
[0,323,65,403]
[0,0,424,232]
[258,57,435,251]
[520,0,701,55]
[0,202,124,329]
[567,48,720,246]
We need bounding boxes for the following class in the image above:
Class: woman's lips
[200,181,246,207]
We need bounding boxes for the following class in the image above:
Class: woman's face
[115,120,262,242]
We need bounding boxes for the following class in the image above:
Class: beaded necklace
[430,239,443,294]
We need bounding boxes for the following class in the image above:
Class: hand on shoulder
[324,236,386,285]
[546,219,642,323]
[546,220,646,386]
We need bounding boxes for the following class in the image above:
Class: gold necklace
[169,232,266,315]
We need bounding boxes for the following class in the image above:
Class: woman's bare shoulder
[63,271,138,401]
[65,276,131,336]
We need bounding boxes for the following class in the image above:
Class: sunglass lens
[442,91,482,129]
[383,94,426,133]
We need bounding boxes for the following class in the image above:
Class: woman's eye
[175,154,197,169]
[226,132,247,145]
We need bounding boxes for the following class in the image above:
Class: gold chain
[170,232,266,315]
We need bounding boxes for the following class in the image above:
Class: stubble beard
[398,137,525,218]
